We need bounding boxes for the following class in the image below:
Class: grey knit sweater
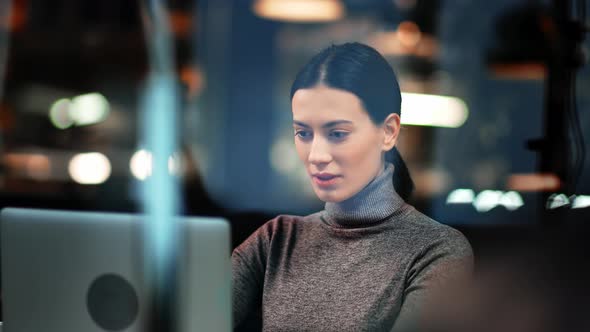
[232,163,473,331]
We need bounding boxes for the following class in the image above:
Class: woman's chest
[261,236,408,331]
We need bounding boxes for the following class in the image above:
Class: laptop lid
[0,207,232,332]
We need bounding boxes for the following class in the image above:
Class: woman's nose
[308,138,332,165]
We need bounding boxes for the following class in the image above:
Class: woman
[232,42,473,332]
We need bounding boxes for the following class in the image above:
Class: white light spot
[400,92,468,128]
[130,149,153,181]
[253,0,345,22]
[546,193,570,209]
[68,152,111,185]
[499,191,524,210]
[446,189,475,204]
[270,137,300,174]
[572,195,590,209]
[69,93,110,126]
[130,149,182,180]
[49,98,74,129]
[168,152,184,176]
[473,190,503,212]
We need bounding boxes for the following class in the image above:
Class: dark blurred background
[1,0,589,329]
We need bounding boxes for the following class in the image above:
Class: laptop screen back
[0,208,232,332]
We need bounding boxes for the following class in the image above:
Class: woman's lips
[312,174,341,187]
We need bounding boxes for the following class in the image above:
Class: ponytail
[387,147,414,201]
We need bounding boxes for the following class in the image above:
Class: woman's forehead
[291,86,368,123]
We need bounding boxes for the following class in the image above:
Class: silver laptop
[0,207,232,332]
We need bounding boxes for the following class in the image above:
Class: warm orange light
[180,65,205,98]
[367,32,403,56]
[4,153,52,180]
[397,21,421,48]
[506,173,561,192]
[169,10,192,38]
[414,36,438,58]
[489,63,547,80]
[253,0,345,23]
[0,0,27,31]
[0,103,15,130]
[412,168,451,197]
[366,23,437,59]
[26,155,51,180]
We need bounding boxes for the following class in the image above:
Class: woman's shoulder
[396,205,472,254]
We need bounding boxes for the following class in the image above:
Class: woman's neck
[322,162,405,227]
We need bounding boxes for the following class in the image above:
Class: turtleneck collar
[322,162,406,228]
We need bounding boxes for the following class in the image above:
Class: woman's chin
[313,188,346,203]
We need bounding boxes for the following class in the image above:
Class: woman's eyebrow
[293,121,310,128]
[293,120,352,128]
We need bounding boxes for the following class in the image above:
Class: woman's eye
[295,130,312,139]
[329,131,349,139]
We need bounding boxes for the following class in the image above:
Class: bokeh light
[506,173,561,192]
[473,190,504,212]
[446,189,475,204]
[572,195,590,209]
[400,92,468,128]
[130,149,183,181]
[270,136,300,174]
[26,154,52,180]
[252,0,345,23]
[397,21,421,48]
[130,149,152,181]
[69,93,110,126]
[68,152,111,185]
[499,191,524,210]
[48,93,110,129]
[49,98,74,129]
[4,153,52,180]
[546,193,570,209]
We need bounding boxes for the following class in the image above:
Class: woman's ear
[382,113,401,151]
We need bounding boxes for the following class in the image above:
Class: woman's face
[291,85,399,203]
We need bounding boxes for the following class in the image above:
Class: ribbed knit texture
[323,163,404,227]
[232,162,473,331]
